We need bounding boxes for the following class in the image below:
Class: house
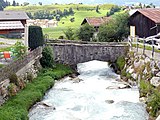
[129,8,160,38]
[0,11,29,38]
[81,17,111,31]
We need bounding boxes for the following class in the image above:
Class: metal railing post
[143,37,145,55]
[152,38,154,59]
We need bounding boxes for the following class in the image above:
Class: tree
[98,12,129,42]
[40,46,54,68]
[23,2,29,6]
[63,27,75,40]
[12,0,16,6]
[38,2,42,5]
[96,5,99,13]
[69,7,74,14]
[77,24,95,41]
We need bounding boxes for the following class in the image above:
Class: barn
[0,11,29,38]
[81,17,111,31]
[130,8,160,38]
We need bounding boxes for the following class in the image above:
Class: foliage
[11,41,27,58]
[40,46,54,68]
[8,83,17,96]
[98,12,129,42]
[116,56,125,71]
[106,5,121,16]
[98,20,117,42]
[63,27,75,40]
[0,64,4,68]
[0,64,73,120]
[148,89,160,117]
[27,72,34,82]
[139,80,153,97]
[29,26,44,50]
[77,24,95,41]
[9,73,19,86]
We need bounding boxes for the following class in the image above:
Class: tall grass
[0,64,73,120]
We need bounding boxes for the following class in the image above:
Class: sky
[7,0,160,6]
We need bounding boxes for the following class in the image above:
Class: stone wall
[0,47,42,82]
[50,43,129,65]
[0,47,42,105]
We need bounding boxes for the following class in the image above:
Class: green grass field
[5,4,113,39]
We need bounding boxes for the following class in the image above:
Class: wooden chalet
[0,11,29,38]
[81,17,111,31]
[130,8,160,38]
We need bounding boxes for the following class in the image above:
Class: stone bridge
[48,40,129,66]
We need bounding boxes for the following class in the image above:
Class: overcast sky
[6,0,160,6]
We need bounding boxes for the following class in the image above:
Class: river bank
[113,51,160,120]
[29,60,148,120]
[0,64,73,120]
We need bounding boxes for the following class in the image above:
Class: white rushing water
[29,60,149,120]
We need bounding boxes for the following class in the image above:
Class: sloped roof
[132,8,160,24]
[0,11,29,20]
[0,21,24,30]
[81,17,111,27]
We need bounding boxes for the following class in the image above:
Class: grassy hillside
[5,4,115,39]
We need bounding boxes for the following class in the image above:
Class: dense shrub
[28,26,44,50]
[116,56,125,71]
[11,41,27,59]
[40,46,54,68]
[77,24,95,41]
[63,27,75,40]
[9,73,19,86]
[98,12,129,42]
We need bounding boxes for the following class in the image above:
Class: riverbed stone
[157,62,160,70]
[105,100,114,104]
[156,115,160,120]
[156,72,160,77]
[145,57,150,63]
[150,77,160,87]
[134,59,144,69]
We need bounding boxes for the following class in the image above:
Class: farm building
[0,11,29,38]
[129,8,160,38]
[81,17,111,31]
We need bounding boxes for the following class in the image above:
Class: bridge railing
[46,39,129,46]
[128,36,160,59]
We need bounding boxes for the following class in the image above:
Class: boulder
[157,62,160,70]
[105,100,114,104]
[150,77,160,87]
[134,59,144,69]
[144,57,150,63]
[156,115,160,120]
[156,72,160,77]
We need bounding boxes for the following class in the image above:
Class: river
[29,60,149,120]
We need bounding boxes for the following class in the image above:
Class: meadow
[5,4,114,39]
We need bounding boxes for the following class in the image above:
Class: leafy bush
[63,27,75,40]
[11,41,27,59]
[77,24,95,41]
[29,26,44,50]
[98,12,129,42]
[116,56,125,71]
[40,46,54,68]
[139,80,153,97]
[9,73,19,86]
[27,72,34,82]
[148,90,160,117]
